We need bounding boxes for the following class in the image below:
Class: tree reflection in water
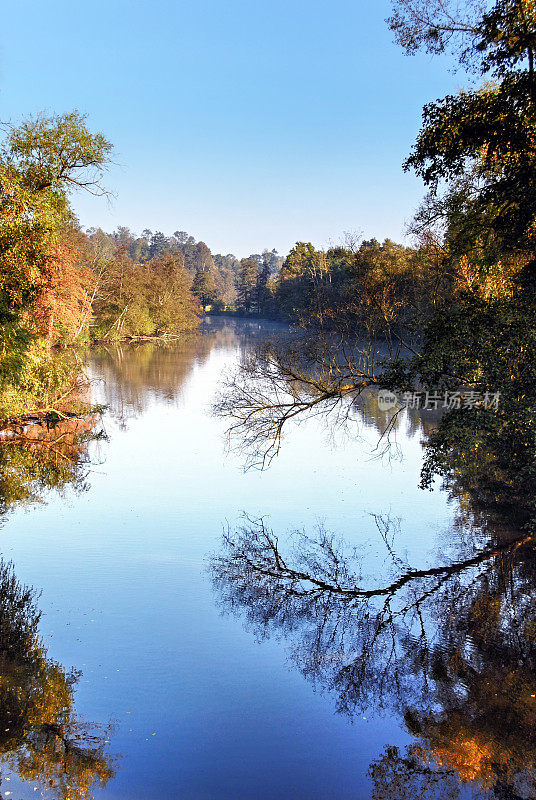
[0,415,105,517]
[0,416,115,798]
[212,323,536,798]
[210,511,536,799]
[0,557,115,799]
[90,321,257,425]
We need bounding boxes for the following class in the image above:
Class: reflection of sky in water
[0,320,470,799]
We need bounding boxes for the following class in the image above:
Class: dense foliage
[0,113,112,419]
[383,0,536,518]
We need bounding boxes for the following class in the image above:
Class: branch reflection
[210,514,536,799]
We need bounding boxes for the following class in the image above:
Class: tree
[173,230,190,246]
[146,251,199,331]
[391,0,536,258]
[0,112,112,419]
[384,0,536,511]
[192,265,217,310]
[387,0,485,59]
[182,240,214,275]
[148,230,168,259]
[0,112,111,324]
[255,252,272,315]
[93,250,199,339]
[30,226,93,344]
[236,258,260,313]
[274,242,318,320]
[212,253,239,308]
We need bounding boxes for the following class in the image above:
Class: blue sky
[0,0,461,257]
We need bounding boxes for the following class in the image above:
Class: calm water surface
[0,319,527,799]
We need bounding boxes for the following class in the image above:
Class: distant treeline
[82,225,284,334]
[84,226,453,341]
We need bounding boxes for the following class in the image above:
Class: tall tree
[0,112,112,326]
[0,112,112,418]
[385,0,536,509]
[192,265,217,310]
[236,258,260,313]
[255,252,272,315]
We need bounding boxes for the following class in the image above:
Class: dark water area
[0,318,532,800]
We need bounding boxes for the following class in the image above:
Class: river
[0,318,530,800]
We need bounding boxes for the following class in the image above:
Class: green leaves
[388,1,536,512]
[2,110,112,197]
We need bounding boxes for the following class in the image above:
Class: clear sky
[0,0,460,257]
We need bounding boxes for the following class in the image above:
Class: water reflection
[86,326,536,797]
[211,508,535,798]
[0,322,529,798]
[0,411,115,798]
[350,387,442,454]
[90,338,214,422]
[0,415,105,519]
[212,325,536,797]
[0,558,115,798]
[89,319,281,422]
[369,533,536,800]
[214,329,445,469]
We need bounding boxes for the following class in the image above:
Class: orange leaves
[27,233,93,343]
[432,738,495,787]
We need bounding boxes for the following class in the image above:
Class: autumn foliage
[29,233,93,343]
